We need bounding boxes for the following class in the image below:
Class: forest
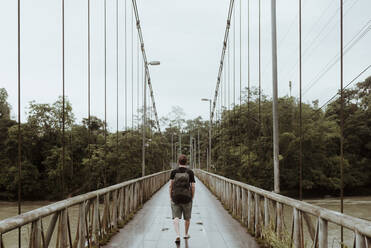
[0,76,370,200]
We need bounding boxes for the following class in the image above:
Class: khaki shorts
[171,201,193,220]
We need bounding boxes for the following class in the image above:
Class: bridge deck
[105,178,259,248]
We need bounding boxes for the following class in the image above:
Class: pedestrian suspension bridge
[1,0,371,247]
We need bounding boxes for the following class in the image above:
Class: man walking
[169,154,196,244]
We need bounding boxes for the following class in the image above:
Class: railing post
[78,202,87,248]
[255,193,260,237]
[0,233,3,248]
[45,212,59,247]
[248,190,253,230]
[355,231,366,248]
[59,209,68,248]
[112,190,118,229]
[118,188,124,222]
[264,197,269,228]
[318,217,328,248]
[276,202,283,236]
[293,208,301,248]
[93,195,100,243]
[242,188,247,225]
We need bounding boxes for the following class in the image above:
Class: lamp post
[201,98,212,171]
[171,132,177,164]
[142,61,160,177]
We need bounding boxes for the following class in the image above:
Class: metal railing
[0,170,170,247]
[196,170,371,248]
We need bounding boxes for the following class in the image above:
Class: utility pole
[198,129,200,169]
[179,131,182,155]
[206,148,209,171]
[271,0,280,193]
[171,133,174,164]
[209,101,212,171]
[190,134,192,168]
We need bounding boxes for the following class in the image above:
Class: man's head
[178,154,187,166]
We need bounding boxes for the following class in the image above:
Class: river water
[0,197,370,247]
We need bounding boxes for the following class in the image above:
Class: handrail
[195,169,371,248]
[0,170,171,247]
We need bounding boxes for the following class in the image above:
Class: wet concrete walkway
[105,177,259,248]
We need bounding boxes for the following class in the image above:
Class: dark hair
[178,154,187,165]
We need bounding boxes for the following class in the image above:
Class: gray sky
[1,0,370,131]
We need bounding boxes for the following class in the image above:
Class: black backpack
[171,171,192,204]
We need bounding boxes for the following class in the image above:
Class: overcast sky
[0,0,370,131]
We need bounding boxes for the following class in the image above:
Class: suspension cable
[131,0,161,131]
[211,0,235,120]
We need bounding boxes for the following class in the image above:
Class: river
[0,197,370,247]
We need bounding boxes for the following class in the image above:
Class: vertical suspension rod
[131,7,134,129]
[125,0,127,129]
[340,0,344,244]
[62,0,65,199]
[258,0,261,123]
[104,0,107,187]
[17,0,22,246]
[87,0,92,191]
[299,0,303,201]
[116,0,119,183]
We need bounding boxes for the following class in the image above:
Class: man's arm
[191,183,195,200]
[169,180,174,200]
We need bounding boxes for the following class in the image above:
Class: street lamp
[201,98,212,172]
[142,60,160,177]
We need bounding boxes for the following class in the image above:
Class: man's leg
[185,219,190,236]
[183,202,193,238]
[171,201,181,242]
[173,217,180,237]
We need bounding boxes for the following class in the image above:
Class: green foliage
[0,92,171,200]
[210,77,371,197]
[0,76,370,200]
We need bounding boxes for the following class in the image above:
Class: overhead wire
[303,19,371,95]
[316,64,371,111]
[282,0,361,84]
